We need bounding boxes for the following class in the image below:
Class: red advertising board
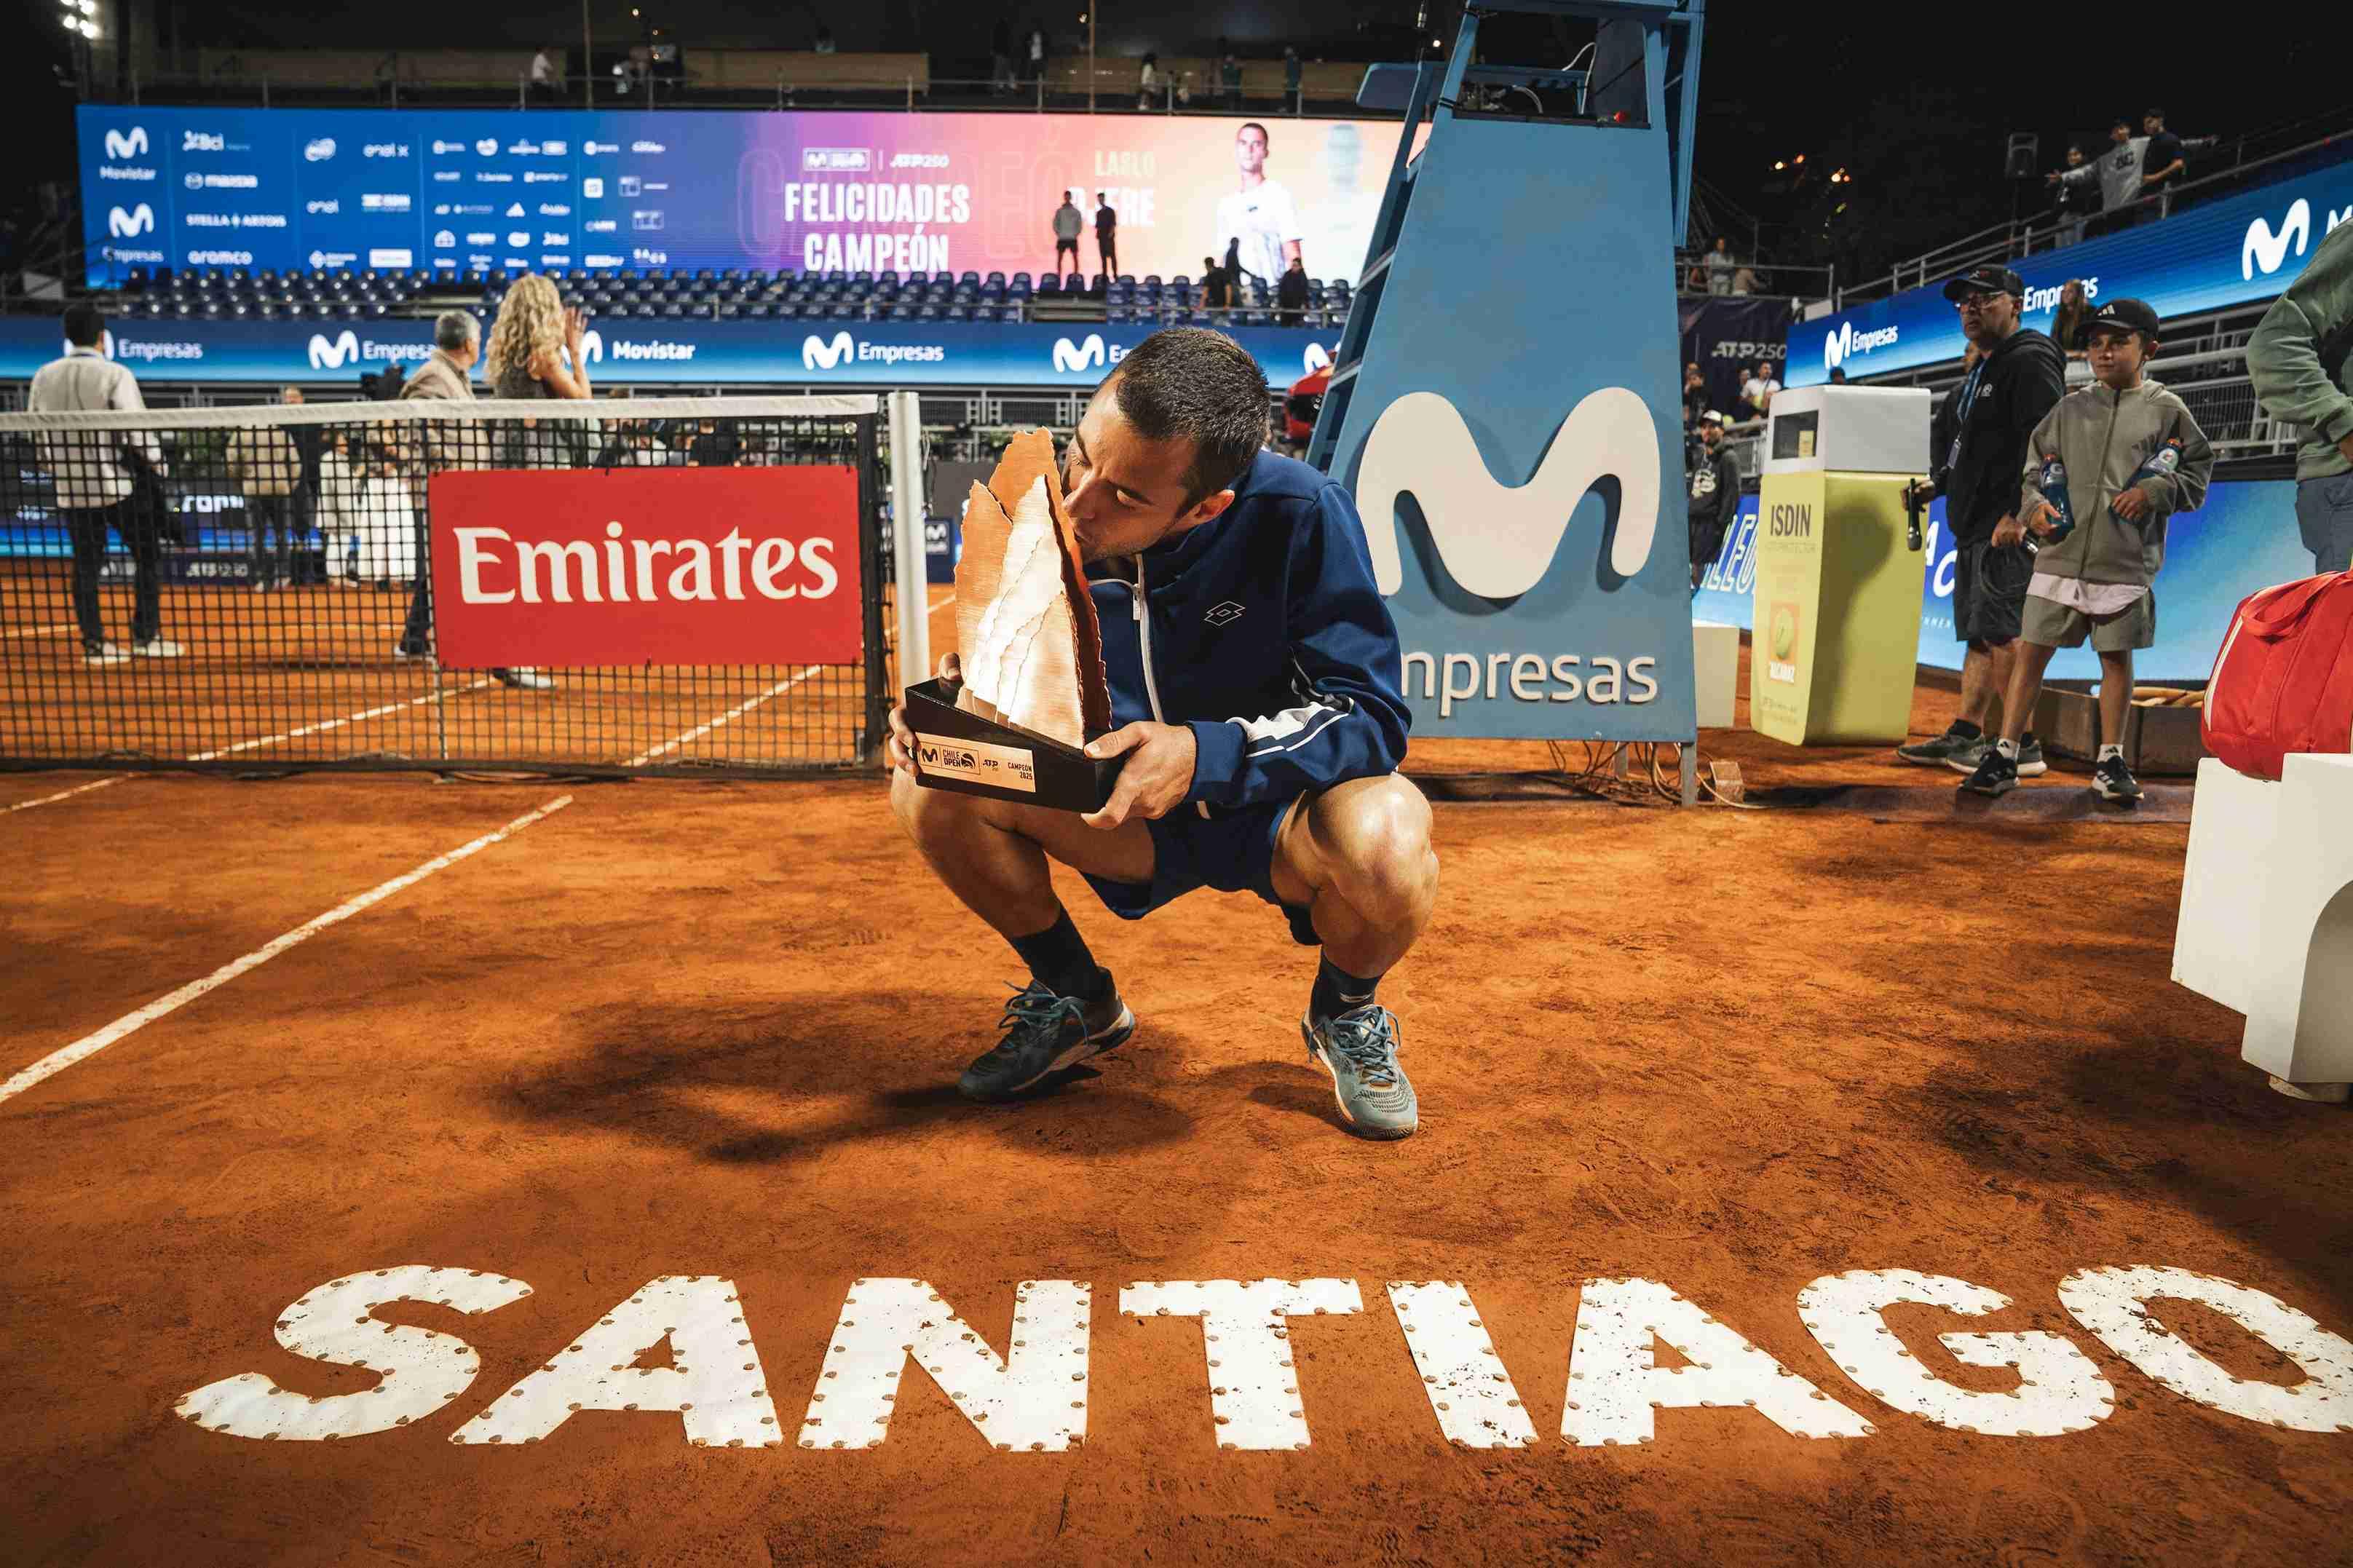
[427,466,861,668]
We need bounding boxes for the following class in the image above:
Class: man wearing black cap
[1687,410,1742,593]
[1896,265,2066,774]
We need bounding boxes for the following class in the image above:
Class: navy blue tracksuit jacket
[1083,448,1412,811]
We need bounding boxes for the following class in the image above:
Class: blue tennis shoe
[1301,1004,1417,1140]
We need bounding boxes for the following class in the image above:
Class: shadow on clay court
[481,994,1203,1165]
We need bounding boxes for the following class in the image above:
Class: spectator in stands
[1201,255,1232,312]
[1137,53,1159,110]
[1053,191,1083,277]
[226,416,302,594]
[2053,280,2095,389]
[1964,297,2212,803]
[2139,109,2185,202]
[529,46,559,101]
[1705,237,1735,296]
[813,25,837,55]
[1284,46,1303,113]
[1094,192,1119,279]
[2049,145,2096,248]
[1739,360,1781,421]
[2249,217,2353,573]
[1176,69,1194,108]
[1828,368,1849,384]
[1731,261,1757,297]
[1221,53,1243,110]
[992,21,1015,94]
[1681,363,1707,426]
[29,304,180,667]
[2049,119,2146,232]
[282,387,325,586]
[443,296,572,692]
[1688,411,1741,594]
[1897,265,2065,775]
[1277,256,1310,325]
[1024,25,1048,90]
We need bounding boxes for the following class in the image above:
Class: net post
[885,391,930,697]
[858,407,889,765]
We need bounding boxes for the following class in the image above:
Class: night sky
[4,0,2327,288]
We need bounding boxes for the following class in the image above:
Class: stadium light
[1773,160,1785,170]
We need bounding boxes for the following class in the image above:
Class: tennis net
[0,394,900,777]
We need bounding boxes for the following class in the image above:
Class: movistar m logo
[802,332,855,371]
[2243,199,2310,281]
[308,330,361,370]
[576,330,603,365]
[103,127,149,160]
[1052,333,1107,373]
[1353,388,1660,599]
[107,205,156,237]
[1823,320,1899,371]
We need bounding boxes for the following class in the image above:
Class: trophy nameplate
[906,429,1120,811]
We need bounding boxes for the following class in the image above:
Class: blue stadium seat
[746,302,774,319]
[985,272,1007,289]
[877,269,899,287]
[660,301,687,317]
[828,302,856,319]
[718,303,740,318]
[966,305,994,322]
[959,271,981,288]
[887,304,914,320]
[771,303,798,320]
[917,304,939,321]
[945,305,970,322]
[1037,275,1061,294]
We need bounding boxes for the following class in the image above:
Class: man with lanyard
[1897,266,2066,775]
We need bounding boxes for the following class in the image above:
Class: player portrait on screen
[1214,122,1303,285]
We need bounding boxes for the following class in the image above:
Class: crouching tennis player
[885,328,1437,1139]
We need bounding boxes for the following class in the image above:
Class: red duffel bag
[2203,571,2353,780]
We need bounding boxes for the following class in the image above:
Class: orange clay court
[2,587,2349,1567]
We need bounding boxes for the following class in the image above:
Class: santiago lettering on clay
[173,1264,2353,1449]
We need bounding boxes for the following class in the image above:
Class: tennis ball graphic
[1770,606,1797,660]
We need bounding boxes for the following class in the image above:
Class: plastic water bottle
[2038,456,2076,544]
[2114,439,2183,522]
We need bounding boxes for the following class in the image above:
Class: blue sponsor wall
[1786,154,2351,386]
[0,317,1338,389]
[1693,479,2307,685]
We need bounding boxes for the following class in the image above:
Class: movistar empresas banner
[0,317,1339,389]
[1787,153,2352,386]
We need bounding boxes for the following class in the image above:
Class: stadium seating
[102,259,1353,329]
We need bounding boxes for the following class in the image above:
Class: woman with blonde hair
[484,273,593,400]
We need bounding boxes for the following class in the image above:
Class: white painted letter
[454,527,513,604]
[665,538,716,601]
[2059,1266,2353,1432]
[800,536,838,598]
[1120,1278,1363,1451]
[1564,1278,1873,1446]
[178,1264,531,1441]
[752,536,799,600]
[1508,654,1548,702]
[717,528,752,601]
[801,1277,1091,1452]
[451,1275,779,1448]
[1798,1270,2113,1436]
[1388,1281,1536,1448]
[1440,654,1478,718]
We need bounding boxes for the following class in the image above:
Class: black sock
[1008,908,1104,1002]
[1310,954,1380,1025]
[1949,719,1982,740]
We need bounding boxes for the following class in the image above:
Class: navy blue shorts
[1082,796,1321,946]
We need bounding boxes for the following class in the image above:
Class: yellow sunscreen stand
[1749,384,1932,745]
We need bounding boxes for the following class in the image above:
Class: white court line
[0,795,573,1108]
[621,593,957,769]
[2,623,75,640]
[187,678,496,762]
[5,775,125,814]
[625,667,828,767]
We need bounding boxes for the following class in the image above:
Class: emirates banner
[428,466,861,668]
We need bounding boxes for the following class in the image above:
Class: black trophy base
[902,678,1122,812]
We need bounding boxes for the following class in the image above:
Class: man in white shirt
[1739,360,1782,419]
[28,304,181,666]
[529,47,558,101]
[1215,122,1302,286]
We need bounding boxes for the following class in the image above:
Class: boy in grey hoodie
[1960,297,2214,802]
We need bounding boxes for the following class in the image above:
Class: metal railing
[123,66,1362,119]
[1838,112,2353,307]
